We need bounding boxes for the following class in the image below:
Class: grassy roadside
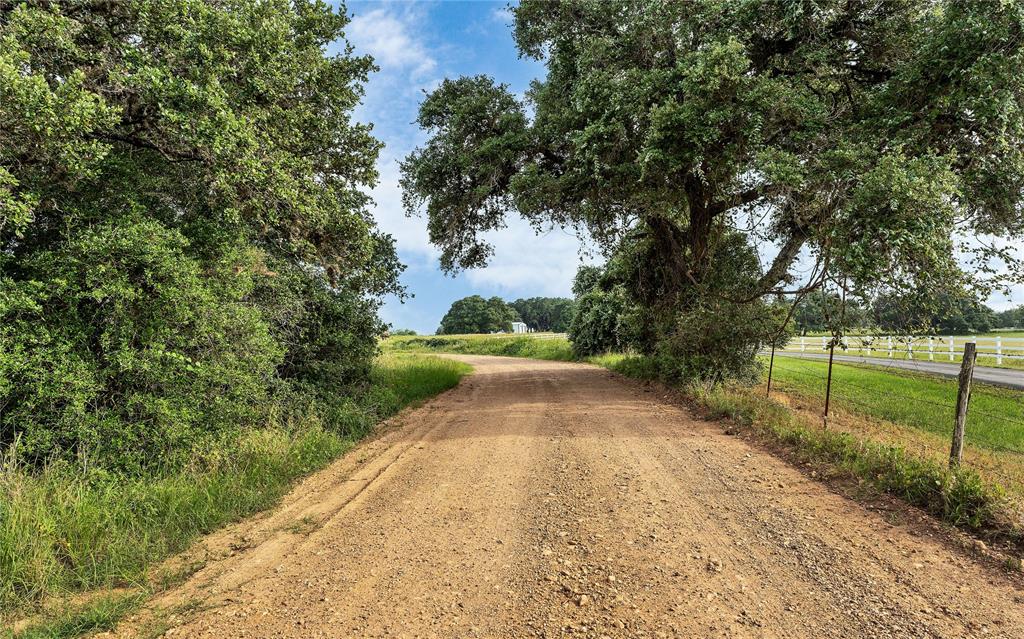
[2,353,470,637]
[596,353,1021,540]
[384,334,576,361]
[390,335,1022,540]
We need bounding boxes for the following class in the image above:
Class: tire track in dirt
[106,356,1023,638]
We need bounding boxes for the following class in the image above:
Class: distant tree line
[788,292,1022,335]
[437,295,574,334]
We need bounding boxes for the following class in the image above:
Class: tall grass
[1,354,469,624]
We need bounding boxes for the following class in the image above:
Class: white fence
[782,335,1024,365]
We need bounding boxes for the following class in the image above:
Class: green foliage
[402,0,1024,383]
[872,291,996,335]
[0,354,469,617]
[995,306,1024,329]
[790,292,871,335]
[1,218,280,471]
[508,297,574,332]
[390,328,418,336]
[567,287,632,357]
[437,295,518,334]
[0,1,401,472]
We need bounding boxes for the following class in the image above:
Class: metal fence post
[996,336,1002,365]
[928,336,934,361]
[948,336,954,362]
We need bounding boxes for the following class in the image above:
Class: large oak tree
[402,0,1024,378]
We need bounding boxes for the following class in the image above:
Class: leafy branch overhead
[401,0,1024,302]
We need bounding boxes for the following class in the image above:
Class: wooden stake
[766,343,776,397]
[950,342,977,468]
[823,338,835,428]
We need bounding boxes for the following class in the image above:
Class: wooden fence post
[766,343,776,397]
[823,337,836,428]
[950,342,977,468]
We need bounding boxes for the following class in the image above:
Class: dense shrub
[0,2,401,473]
[0,218,280,471]
[567,287,631,356]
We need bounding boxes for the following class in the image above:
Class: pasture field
[766,358,1024,453]
[384,333,575,361]
[762,357,1024,503]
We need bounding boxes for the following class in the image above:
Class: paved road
[774,351,1024,390]
[109,356,1022,638]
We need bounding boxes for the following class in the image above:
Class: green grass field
[2,353,470,635]
[765,357,1024,453]
[384,333,576,361]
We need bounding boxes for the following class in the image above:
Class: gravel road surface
[106,356,1023,638]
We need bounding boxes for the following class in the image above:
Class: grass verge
[1,353,470,635]
[597,353,1019,540]
[384,334,576,361]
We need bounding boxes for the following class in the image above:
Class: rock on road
[109,356,1023,638]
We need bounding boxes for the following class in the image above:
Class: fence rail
[782,335,1024,365]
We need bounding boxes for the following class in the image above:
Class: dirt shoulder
[104,356,1024,638]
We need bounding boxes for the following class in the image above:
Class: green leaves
[401,76,531,272]
[0,1,399,471]
[437,295,519,335]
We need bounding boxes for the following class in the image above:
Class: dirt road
[110,356,1023,638]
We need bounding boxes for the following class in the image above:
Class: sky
[340,0,595,335]
[339,1,1022,334]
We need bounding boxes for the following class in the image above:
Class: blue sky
[342,0,595,334]
[341,1,1022,334]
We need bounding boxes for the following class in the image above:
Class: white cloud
[367,151,438,260]
[347,7,437,78]
[465,216,599,297]
[491,6,514,25]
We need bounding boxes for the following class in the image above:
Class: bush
[652,296,785,385]
[0,218,280,472]
[567,287,631,356]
